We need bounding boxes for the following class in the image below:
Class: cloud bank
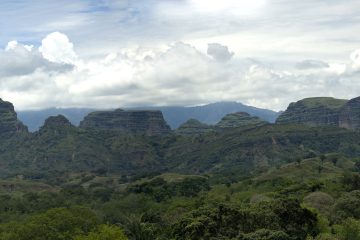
[0,32,360,111]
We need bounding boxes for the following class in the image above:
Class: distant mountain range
[18,102,280,131]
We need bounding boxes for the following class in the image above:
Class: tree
[320,155,326,164]
[332,191,360,222]
[331,157,338,166]
[335,218,360,240]
[0,207,98,240]
[238,229,290,240]
[75,225,128,240]
[354,160,360,172]
[303,192,334,216]
[318,166,323,174]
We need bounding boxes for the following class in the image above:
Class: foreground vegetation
[1,153,360,239]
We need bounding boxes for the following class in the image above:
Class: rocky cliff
[215,112,267,129]
[0,98,27,135]
[276,97,348,126]
[176,119,214,135]
[339,97,360,130]
[80,109,171,136]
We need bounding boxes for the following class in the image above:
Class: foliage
[74,225,128,240]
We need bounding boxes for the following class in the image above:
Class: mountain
[175,119,214,135]
[17,102,280,131]
[176,112,268,135]
[0,98,28,135]
[276,96,360,131]
[339,96,360,130]
[276,97,348,126]
[140,102,279,129]
[18,108,95,132]
[3,96,360,180]
[79,109,171,136]
[215,112,267,129]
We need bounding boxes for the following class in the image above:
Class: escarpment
[0,98,28,135]
[80,109,171,136]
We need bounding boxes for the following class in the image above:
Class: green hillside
[0,98,359,239]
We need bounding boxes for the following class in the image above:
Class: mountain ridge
[17,101,280,131]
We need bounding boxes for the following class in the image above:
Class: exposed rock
[216,112,267,129]
[80,109,171,136]
[339,97,360,130]
[276,97,348,126]
[176,119,214,135]
[0,98,28,135]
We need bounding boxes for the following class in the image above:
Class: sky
[1,0,360,111]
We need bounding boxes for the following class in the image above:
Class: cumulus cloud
[1,32,360,111]
[207,43,234,62]
[39,32,77,64]
[0,40,72,80]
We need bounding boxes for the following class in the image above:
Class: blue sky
[1,0,360,110]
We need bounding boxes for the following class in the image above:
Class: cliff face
[0,98,28,135]
[216,112,267,129]
[276,97,348,126]
[339,97,360,130]
[176,119,214,135]
[80,109,171,136]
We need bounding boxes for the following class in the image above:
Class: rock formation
[176,119,214,135]
[339,97,360,130]
[80,109,171,136]
[0,98,28,135]
[39,115,75,134]
[216,112,267,129]
[276,97,348,126]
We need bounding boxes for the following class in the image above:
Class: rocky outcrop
[0,98,27,135]
[39,115,75,134]
[43,115,73,128]
[276,97,348,126]
[339,97,360,130]
[176,119,214,135]
[216,112,267,129]
[80,109,171,136]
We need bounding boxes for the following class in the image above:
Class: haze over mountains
[18,101,280,132]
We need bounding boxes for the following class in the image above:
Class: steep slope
[79,109,171,136]
[339,96,360,130]
[276,97,348,126]
[0,98,28,135]
[165,124,360,175]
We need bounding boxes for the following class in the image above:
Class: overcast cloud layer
[1,0,360,111]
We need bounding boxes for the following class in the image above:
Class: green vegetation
[1,99,360,239]
[301,97,348,110]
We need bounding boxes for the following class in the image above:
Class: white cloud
[350,49,360,71]
[1,32,360,112]
[39,32,77,64]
